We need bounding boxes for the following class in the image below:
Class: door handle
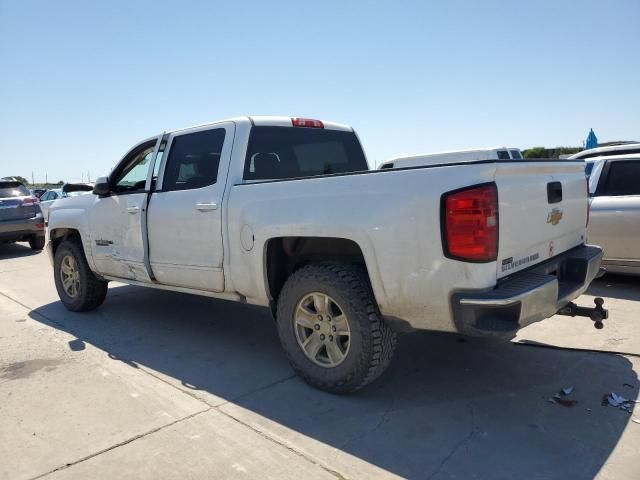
[127,206,140,214]
[196,202,218,212]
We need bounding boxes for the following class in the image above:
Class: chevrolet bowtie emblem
[547,208,563,226]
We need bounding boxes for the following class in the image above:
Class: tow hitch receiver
[557,297,608,329]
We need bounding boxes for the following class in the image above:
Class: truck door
[89,138,160,281]
[588,159,640,265]
[146,123,235,292]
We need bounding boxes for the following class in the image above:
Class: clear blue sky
[1,0,638,181]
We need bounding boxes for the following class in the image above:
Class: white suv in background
[379,147,523,169]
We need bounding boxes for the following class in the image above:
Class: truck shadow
[587,274,640,302]
[0,242,41,259]
[30,285,637,480]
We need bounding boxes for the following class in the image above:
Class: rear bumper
[0,216,45,241]
[451,244,603,337]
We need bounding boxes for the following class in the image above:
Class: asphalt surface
[1,242,639,480]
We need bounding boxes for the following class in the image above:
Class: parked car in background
[585,154,640,275]
[0,180,46,250]
[570,143,640,160]
[378,147,523,169]
[40,184,94,222]
[30,188,47,199]
[47,116,601,393]
[39,189,63,221]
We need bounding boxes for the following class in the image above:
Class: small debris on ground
[548,387,578,407]
[632,418,640,425]
[603,392,636,414]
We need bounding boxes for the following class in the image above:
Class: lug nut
[327,316,332,322]
[314,324,320,330]
[329,335,334,342]
[320,334,326,341]
[331,326,336,332]
[318,315,323,321]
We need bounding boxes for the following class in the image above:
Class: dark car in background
[30,188,47,199]
[0,181,46,250]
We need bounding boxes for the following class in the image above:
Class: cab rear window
[0,182,30,198]
[244,127,368,180]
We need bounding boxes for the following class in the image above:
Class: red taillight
[442,183,498,262]
[22,197,38,205]
[35,223,45,229]
[291,118,324,128]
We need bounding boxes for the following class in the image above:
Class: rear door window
[497,150,511,160]
[162,128,225,192]
[244,127,368,180]
[510,150,522,160]
[600,160,640,196]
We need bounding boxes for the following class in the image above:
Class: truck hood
[49,192,96,217]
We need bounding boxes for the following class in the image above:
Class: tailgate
[0,199,36,221]
[495,161,588,279]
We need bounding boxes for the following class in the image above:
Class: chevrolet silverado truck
[47,116,605,393]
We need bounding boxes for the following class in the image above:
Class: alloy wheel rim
[294,292,351,368]
[60,255,80,298]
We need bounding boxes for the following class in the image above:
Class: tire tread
[277,262,396,394]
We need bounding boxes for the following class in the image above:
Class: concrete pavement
[1,242,639,479]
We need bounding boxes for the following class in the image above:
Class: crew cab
[47,116,603,393]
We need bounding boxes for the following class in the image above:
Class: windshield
[244,127,368,181]
[0,182,30,198]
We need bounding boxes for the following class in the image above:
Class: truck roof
[585,152,640,163]
[169,116,353,134]
[569,143,640,160]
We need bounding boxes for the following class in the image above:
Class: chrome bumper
[451,244,603,337]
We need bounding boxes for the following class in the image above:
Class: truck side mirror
[93,177,110,196]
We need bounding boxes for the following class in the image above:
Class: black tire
[54,239,108,312]
[29,235,45,251]
[277,262,397,394]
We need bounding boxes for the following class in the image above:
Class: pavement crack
[338,394,396,450]
[220,373,297,406]
[216,407,348,480]
[28,407,212,480]
[425,403,478,480]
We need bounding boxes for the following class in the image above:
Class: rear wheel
[29,235,45,251]
[54,240,108,311]
[277,262,397,394]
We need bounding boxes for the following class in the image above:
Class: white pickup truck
[48,116,604,393]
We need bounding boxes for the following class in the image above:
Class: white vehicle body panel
[147,122,235,292]
[586,154,640,275]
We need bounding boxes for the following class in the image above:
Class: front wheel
[54,240,108,312]
[277,263,397,394]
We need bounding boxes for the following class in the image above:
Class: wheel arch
[49,228,83,256]
[263,236,378,315]
[48,227,100,274]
